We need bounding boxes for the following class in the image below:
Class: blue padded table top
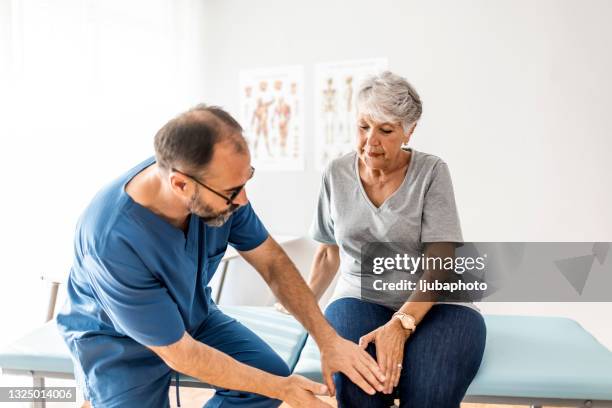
[468,314,612,400]
[220,305,308,371]
[293,314,612,400]
[0,306,307,377]
[0,320,74,375]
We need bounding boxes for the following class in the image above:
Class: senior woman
[307,71,486,407]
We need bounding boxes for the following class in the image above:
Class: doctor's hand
[359,319,411,394]
[319,334,386,396]
[279,374,332,408]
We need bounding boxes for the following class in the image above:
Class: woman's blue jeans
[324,298,486,408]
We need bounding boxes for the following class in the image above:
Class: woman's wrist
[388,317,412,340]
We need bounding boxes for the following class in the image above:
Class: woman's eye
[381,129,393,134]
[359,125,369,130]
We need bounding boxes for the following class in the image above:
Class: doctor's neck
[127,163,191,231]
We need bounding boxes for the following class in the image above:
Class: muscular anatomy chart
[240,66,305,171]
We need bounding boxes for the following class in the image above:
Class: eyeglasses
[171,166,255,206]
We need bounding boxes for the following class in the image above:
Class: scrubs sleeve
[83,245,186,347]
[227,202,269,251]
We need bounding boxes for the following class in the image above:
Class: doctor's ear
[169,173,189,194]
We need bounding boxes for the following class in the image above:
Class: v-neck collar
[122,157,200,255]
[354,148,416,213]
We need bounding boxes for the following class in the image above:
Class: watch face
[394,313,415,331]
[401,315,415,330]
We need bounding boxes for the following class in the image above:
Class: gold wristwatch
[392,312,417,333]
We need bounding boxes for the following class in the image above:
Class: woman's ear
[404,122,417,144]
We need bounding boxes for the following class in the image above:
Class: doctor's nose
[233,188,249,207]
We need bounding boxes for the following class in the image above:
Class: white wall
[0,0,207,347]
[199,0,612,349]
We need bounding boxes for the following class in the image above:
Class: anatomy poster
[239,66,305,171]
[314,58,388,170]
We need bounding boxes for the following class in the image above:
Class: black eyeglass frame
[171,166,255,205]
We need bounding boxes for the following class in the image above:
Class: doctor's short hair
[154,104,246,174]
[356,71,422,132]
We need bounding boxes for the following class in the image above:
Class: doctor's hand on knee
[279,374,333,408]
[319,335,386,397]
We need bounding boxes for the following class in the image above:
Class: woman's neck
[361,149,411,184]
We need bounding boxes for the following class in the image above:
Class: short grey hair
[356,71,422,132]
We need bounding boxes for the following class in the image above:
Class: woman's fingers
[394,359,402,392]
[378,335,404,393]
[358,330,376,349]
[375,337,387,379]
[374,333,395,393]
[390,345,404,391]
[356,335,387,384]
[385,354,395,393]
[393,361,402,388]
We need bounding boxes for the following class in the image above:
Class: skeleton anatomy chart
[314,58,388,170]
[239,66,305,171]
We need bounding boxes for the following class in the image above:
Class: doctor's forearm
[267,257,337,345]
[242,237,337,345]
[150,333,287,400]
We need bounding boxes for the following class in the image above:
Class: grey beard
[189,191,237,227]
[201,211,232,227]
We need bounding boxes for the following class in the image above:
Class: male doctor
[57,104,385,407]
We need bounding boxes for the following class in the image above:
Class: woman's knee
[324,298,357,323]
[397,362,468,408]
[419,304,486,357]
[397,305,486,407]
[450,306,487,370]
[324,298,392,343]
[334,373,390,408]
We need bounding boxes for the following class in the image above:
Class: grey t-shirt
[310,148,479,312]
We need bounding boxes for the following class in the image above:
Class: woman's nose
[366,131,380,146]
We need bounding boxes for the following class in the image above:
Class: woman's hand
[359,318,411,394]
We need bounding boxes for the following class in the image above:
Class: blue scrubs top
[56,157,269,396]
